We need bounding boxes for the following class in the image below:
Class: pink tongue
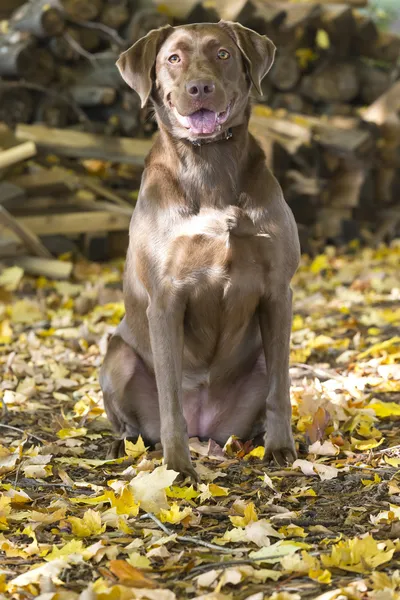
[187,109,217,134]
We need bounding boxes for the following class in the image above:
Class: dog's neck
[157,118,250,208]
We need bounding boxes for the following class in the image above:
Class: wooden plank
[15,125,153,165]
[9,169,74,196]
[11,256,73,279]
[0,141,36,170]
[362,81,400,126]
[17,211,131,236]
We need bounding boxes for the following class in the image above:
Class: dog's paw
[263,430,297,467]
[163,444,198,483]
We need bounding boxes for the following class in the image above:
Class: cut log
[319,4,356,57]
[270,93,308,114]
[11,0,65,38]
[269,51,301,92]
[0,0,25,19]
[49,27,81,61]
[62,0,104,21]
[99,0,129,30]
[326,164,366,208]
[0,36,37,78]
[152,0,198,19]
[17,210,131,235]
[0,86,34,126]
[360,31,400,63]
[185,2,220,24]
[215,0,286,32]
[313,124,374,159]
[0,205,51,257]
[315,207,352,238]
[70,86,116,107]
[35,96,70,128]
[16,124,152,165]
[359,65,392,106]
[124,8,170,45]
[11,256,73,279]
[301,62,360,104]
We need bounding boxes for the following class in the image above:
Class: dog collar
[190,127,233,147]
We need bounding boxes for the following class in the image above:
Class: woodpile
[0,0,399,265]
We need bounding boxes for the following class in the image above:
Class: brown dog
[100,21,300,480]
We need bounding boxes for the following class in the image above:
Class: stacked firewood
[0,0,399,262]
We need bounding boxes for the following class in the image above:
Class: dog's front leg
[259,287,297,465]
[147,294,197,481]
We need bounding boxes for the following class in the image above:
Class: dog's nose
[186,80,216,99]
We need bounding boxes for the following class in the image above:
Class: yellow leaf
[57,427,87,439]
[290,347,311,363]
[310,254,329,274]
[358,336,400,359]
[68,509,106,537]
[166,485,199,500]
[244,446,265,460]
[124,436,147,459]
[209,483,229,496]
[321,534,395,573]
[0,319,13,344]
[296,47,318,69]
[101,487,140,517]
[384,456,400,468]
[292,314,305,331]
[351,437,384,451]
[361,473,381,487]
[159,502,192,524]
[45,539,85,561]
[0,267,23,291]
[126,552,151,569]
[309,568,331,584]
[279,525,307,538]
[230,502,258,527]
[316,29,330,49]
[368,399,400,418]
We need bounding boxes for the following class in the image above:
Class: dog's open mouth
[172,104,231,135]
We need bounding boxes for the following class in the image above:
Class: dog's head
[117,21,275,142]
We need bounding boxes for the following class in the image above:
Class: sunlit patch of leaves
[0,242,400,598]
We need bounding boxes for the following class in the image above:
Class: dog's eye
[217,49,230,60]
[168,54,181,64]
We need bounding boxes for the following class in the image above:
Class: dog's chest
[166,208,267,297]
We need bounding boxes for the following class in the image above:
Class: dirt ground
[0,241,400,600]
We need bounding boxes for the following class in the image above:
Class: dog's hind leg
[100,334,160,457]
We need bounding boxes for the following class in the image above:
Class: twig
[0,423,46,444]
[290,363,344,382]
[183,552,321,579]
[140,513,242,554]
[0,81,90,125]
[67,17,126,47]
[64,31,97,63]
[0,205,51,258]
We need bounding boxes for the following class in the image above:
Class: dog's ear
[218,21,275,96]
[116,25,173,108]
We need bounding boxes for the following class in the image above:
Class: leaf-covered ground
[0,242,400,600]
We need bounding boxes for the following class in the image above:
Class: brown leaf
[109,560,156,588]
[305,406,330,444]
